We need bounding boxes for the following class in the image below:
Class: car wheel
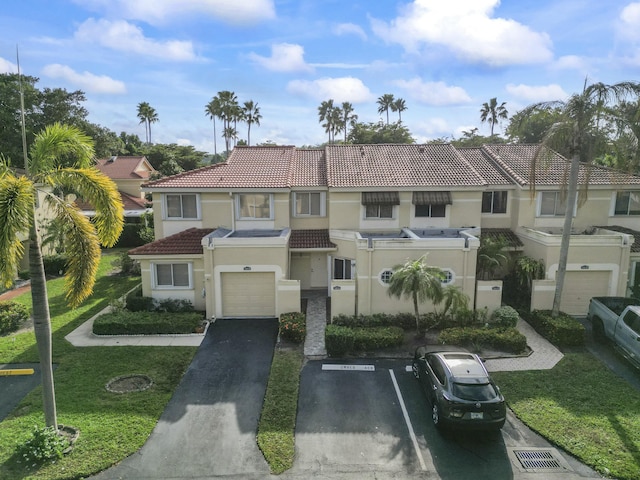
[412,363,419,379]
[592,318,607,344]
[432,403,441,429]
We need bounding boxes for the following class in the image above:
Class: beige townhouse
[128,144,640,318]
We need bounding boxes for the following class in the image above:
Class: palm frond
[29,123,95,176]
[0,175,34,287]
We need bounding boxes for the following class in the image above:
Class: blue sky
[2,0,640,153]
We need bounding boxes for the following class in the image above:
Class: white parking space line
[389,368,427,472]
[322,364,375,371]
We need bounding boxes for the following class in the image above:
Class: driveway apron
[94,318,278,480]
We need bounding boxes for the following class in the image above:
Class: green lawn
[0,251,197,480]
[493,352,640,480]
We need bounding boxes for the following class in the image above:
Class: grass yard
[493,352,640,480]
[0,250,198,480]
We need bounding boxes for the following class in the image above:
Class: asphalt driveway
[93,318,278,480]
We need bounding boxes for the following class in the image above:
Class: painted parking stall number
[322,364,375,371]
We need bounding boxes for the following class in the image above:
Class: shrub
[113,224,146,248]
[325,325,404,356]
[325,325,355,356]
[279,312,306,343]
[125,287,155,312]
[332,312,430,331]
[491,306,520,328]
[93,311,203,335]
[115,252,141,276]
[42,254,67,277]
[15,425,69,465]
[523,310,585,347]
[18,270,30,281]
[156,298,194,313]
[0,301,30,335]
[438,326,527,354]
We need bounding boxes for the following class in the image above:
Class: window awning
[412,191,452,206]
[361,192,400,205]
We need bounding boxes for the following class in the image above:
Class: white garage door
[221,272,275,317]
[560,271,611,315]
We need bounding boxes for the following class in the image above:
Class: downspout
[229,192,236,231]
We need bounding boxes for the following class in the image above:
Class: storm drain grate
[510,448,572,473]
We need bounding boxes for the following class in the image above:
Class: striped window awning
[412,191,452,206]
[361,192,400,205]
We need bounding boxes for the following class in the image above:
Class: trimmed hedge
[325,325,404,357]
[0,301,30,335]
[522,310,585,347]
[438,326,527,354]
[332,312,439,331]
[279,312,306,343]
[93,311,204,335]
[490,305,520,328]
[43,254,67,276]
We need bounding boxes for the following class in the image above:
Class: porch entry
[290,253,328,290]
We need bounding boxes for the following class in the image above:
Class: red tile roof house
[128,144,640,320]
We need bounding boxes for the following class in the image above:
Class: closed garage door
[221,272,275,317]
[560,271,610,315]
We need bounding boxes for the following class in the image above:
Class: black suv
[412,347,506,431]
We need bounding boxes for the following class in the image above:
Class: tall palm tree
[0,123,124,429]
[341,102,357,143]
[330,106,344,144]
[146,105,158,144]
[391,98,407,123]
[216,91,238,155]
[242,100,262,146]
[205,97,221,156]
[387,255,445,334]
[136,101,151,144]
[377,93,395,125]
[318,99,335,143]
[522,80,640,317]
[480,97,508,136]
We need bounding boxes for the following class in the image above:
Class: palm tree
[480,97,508,136]
[318,99,335,143]
[205,97,221,156]
[136,101,151,144]
[387,255,445,334]
[216,91,238,155]
[242,100,262,146]
[391,98,407,123]
[330,106,343,143]
[377,93,395,125]
[341,102,357,142]
[522,81,640,317]
[146,105,158,144]
[0,123,124,429]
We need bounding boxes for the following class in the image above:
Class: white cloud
[72,0,276,25]
[42,64,126,94]
[74,18,197,61]
[370,0,553,66]
[248,43,313,73]
[506,83,567,102]
[333,23,367,41]
[393,78,471,106]
[287,77,374,103]
[0,57,18,73]
[620,2,640,40]
[552,55,589,71]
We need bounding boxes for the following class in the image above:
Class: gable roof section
[96,156,155,180]
[482,144,640,187]
[143,146,296,189]
[128,228,213,255]
[326,144,486,188]
[290,148,327,187]
[456,148,516,186]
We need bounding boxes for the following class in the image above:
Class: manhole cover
[510,448,572,473]
[106,374,153,393]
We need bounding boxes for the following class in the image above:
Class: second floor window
[614,191,640,215]
[238,193,271,219]
[166,194,198,219]
[295,192,324,216]
[539,191,568,216]
[362,192,398,219]
[415,204,446,217]
[482,191,508,214]
[366,204,393,218]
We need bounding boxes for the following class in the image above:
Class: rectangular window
[166,194,198,219]
[333,258,353,280]
[295,192,323,216]
[415,204,446,218]
[540,191,567,216]
[482,191,508,214]
[155,263,190,288]
[365,204,393,218]
[614,191,640,215]
[238,193,271,219]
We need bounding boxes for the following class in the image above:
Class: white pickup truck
[587,297,640,369]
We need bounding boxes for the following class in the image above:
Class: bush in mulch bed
[93,311,204,335]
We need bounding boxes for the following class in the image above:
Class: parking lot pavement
[287,358,600,480]
[0,363,44,421]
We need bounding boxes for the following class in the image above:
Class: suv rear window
[452,383,497,401]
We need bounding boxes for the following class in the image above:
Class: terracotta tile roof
[128,228,213,255]
[143,146,296,189]
[289,229,336,249]
[481,228,524,248]
[597,226,640,252]
[290,149,327,187]
[482,145,640,187]
[96,156,155,180]
[75,191,147,212]
[325,144,486,188]
[456,148,516,186]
